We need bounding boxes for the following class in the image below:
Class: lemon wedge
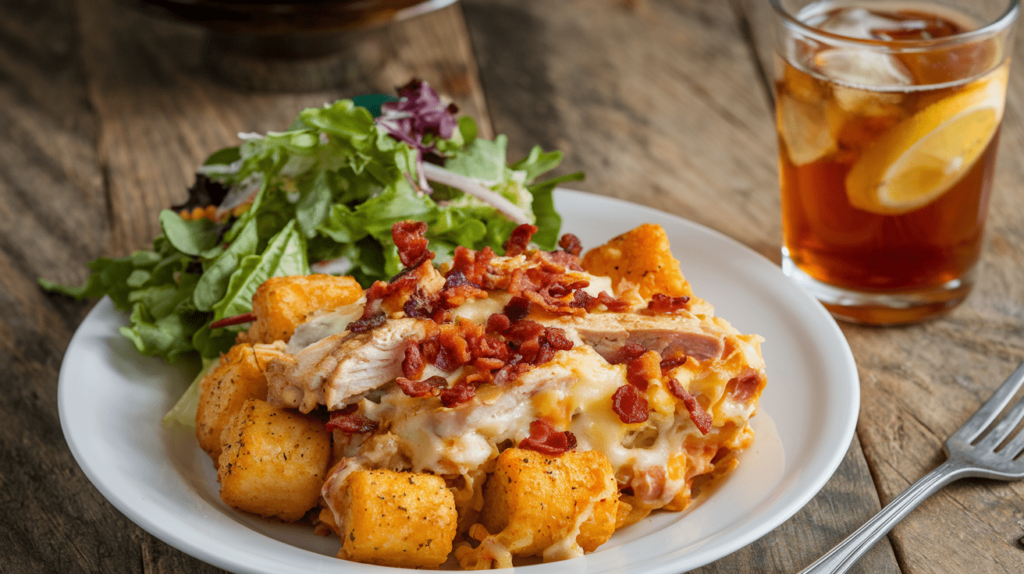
[844,66,1008,215]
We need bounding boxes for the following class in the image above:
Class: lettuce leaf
[41,80,578,363]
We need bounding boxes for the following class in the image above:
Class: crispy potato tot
[217,399,331,522]
[581,223,692,298]
[196,342,285,461]
[242,274,362,344]
[336,469,456,569]
[473,448,617,564]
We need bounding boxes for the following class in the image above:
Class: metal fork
[799,360,1024,574]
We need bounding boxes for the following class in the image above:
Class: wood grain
[462,1,898,572]
[0,1,489,573]
[77,0,491,256]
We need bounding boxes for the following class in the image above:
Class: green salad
[42,80,581,363]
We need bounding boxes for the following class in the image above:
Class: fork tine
[976,392,1024,451]
[999,423,1024,461]
[951,360,1024,444]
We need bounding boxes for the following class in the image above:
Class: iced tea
[772,0,1015,323]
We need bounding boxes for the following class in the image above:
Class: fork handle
[798,458,973,574]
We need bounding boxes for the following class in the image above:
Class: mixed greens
[42,81,581,363]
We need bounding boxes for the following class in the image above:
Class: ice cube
[815,7,916,41]
[777,93,838,166]
[832,85,904,116]
[814,48,912,88]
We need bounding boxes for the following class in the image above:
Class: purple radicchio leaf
[376,79,459,193]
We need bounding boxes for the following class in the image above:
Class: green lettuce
[41,82,580,363]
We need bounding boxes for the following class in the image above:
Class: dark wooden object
[0,0,1021,573]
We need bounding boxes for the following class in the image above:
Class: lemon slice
[845,67,1008,215]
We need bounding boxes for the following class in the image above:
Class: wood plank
[0,1,490,572]
[0,2,221,573]
[732,0,1024,572]
[77,0,491,255]
[462,1,899,572]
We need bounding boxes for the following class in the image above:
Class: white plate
[58,189,859,574]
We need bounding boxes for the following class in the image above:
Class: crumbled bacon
[503,296,532,322]
[447,245,497,289]
[503,224,538,257]
[626,351,661,391]
[486,313,511,334]
[558,233,583,257]
[326,405,379,433]
[666,378,713,434]
[439,270,488,308]
[728,370,763,403]
[659,353,688,373]
[608,342,647,365]
[403,288,439,319]
[348,310,386,333]
[435,323,473,371]
[440,380,476,407]
[596,291,630,312]
[392,220,435,268]
[543,250,584,271]
[518,419,577,456]
[493,363,531,385]
[570,289,594,310]
[647,293,691,313]
[396,375,448,398]
[612,384,649,424]
[402,342,426,379]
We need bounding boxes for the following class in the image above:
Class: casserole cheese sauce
[299,258,766,565]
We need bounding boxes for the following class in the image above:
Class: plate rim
[58,187,859,574]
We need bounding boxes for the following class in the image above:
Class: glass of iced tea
[770,0,1018,324]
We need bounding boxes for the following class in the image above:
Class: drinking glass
[770,0,1019,324]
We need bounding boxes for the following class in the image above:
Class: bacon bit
[209,312,256,330]
[473,357,505,371]
[728,370,763,403]
[503,296,532,322]
[558,233,583,257]
[666,378,713,435]
[503,224,538,257]
[647,293,691,313]
[547,280,589,298]
[396,375,448,398]
[402,342,425,379]
[612,384,649,424]
[544,250,584,271]
[570,289,594,310]
[596,291,630,312]
[436,324,473,371]
[440,270,488,308]
[326,406,379,433]
[659,353,688,373]
[392,220,435,268]
[545,327,574,351]
[447,245,497,289]
[403,288,438,319]
[440,381,476,407]
[519,419,577,456]
[486,313,511,334]
[626,351,661,391]
[494,363,531,385]
[418,332,441,364]
[608,342,647,365]
[349,310,386,333]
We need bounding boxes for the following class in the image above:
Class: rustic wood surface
[0,0,1021,572]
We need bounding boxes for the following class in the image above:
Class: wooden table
[3,0,1023,572]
